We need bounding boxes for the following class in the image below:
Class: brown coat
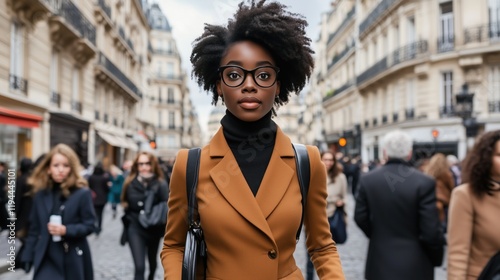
[447,182,500,280]
[161,127,344,279]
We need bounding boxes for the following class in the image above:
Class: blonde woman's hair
[28,143,88,197]
[425,153,449,179]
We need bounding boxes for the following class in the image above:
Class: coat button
[268,249,277,259]
[138,201,144,206]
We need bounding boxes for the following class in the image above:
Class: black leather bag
[182,148,206,280]
[139,184,168,228]
[478,251,500,280]
[328,206,347,244]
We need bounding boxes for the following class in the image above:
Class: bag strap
[292,143,310,241]
[186,148,201,225]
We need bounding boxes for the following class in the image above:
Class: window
[407,16,415,44]
[489,65,500,112]
[167,135,176,148]
[158,88,162,103]
[440,71,454,116]
[490,0,500,39]
[406,78,416,110]
[166,62,174,78]
[158,111,163,128]
[167,87,174,104]
[10,22,26,93]
[439,2,454,52]
[394,25,400,49]
[72,67,81,113]
[168,112,175,129]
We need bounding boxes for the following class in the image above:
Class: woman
[108,164,124,219]
[88,162,109,235]
[121,152,169,280]
[14,157,33,241]
[20,144,95,280]
[447,130,500,279]
[161,1,344,279]
[322,151,348,218]
[424,153,455,226]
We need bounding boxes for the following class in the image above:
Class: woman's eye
[227,72,241,80]
[257,73,270,80]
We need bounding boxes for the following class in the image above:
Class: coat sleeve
[20,194,41,263]
[304,146,345,280]
[65,189,96,238]
[447,185,473,279]
[417,179,444,245]
[354,177,371,237]
[161,149,190,279]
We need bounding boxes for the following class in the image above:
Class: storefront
[0,106,43,170]
[50,112,90,166]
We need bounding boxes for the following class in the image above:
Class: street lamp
[455,83,479,148]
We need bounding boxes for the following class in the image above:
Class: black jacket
[354,159,445,280]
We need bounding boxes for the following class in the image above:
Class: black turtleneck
[221,110,277,196]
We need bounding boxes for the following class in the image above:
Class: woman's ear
[216,80,223,97]
[275,81,281,99]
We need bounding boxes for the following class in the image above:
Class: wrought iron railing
[393,112,398,122]
[405,108,415,119]
[327,42,355,71]
[53,0,96,45]
[9,74,28,94]
[464,22,500,43]
[488,100,500,113]
[98,52,142,98]
[390,40,428,65]
[327,7,356,45]
[372,117,378,126]
[98,0,111,19]
[359,0,401,35]
[439,105,456,117]
[103,113,108,123]
[156,73,183,81]
[154,48,176,56]
[51,91,60,107]
[364,120,370,128]
[437,34,455,53]
[357,57,387,85]
[382,115,388,124]
[71,100,82,113]
[95,110,100,120]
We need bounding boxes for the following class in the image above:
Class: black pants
[127,225,161,280]
[306,256,315,280]
[94,205,105,234]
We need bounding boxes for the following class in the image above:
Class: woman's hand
[47,223,67,236]
[335,200,344,207]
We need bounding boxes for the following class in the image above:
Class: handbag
[182,148,206,280]
[138,183,168,228]
[328,206,347,244]
[478,251,500,280]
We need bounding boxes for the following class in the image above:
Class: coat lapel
[208,127,295,241]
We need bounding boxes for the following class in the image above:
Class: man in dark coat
[354,130,445,280]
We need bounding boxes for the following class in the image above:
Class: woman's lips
[238,97,261,110]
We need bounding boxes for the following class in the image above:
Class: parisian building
[311,0,500,162]
[0,0,201,170]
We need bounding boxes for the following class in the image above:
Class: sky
[158,0,332,134]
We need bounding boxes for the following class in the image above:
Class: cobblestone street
[1,194,447,279]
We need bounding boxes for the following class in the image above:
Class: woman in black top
[87,162,110,235]
[121,151,169,280]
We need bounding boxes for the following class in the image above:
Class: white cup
[49,215,62,242]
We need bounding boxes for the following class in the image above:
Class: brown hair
[27,143,87,197]
[321,151,340,183]
[121,151,164,205]
[425,153,449,179]
[461,130,500,197]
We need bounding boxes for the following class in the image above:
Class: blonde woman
[20,144,95,280]
[424,153,455,226]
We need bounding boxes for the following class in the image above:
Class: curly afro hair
[190,0,314,112]
[461,130,500,197]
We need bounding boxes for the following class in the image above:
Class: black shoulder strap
[186,148,201,225]
[292,143,310,241]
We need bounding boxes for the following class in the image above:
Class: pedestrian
[88,162,109,236]
[424,153,455,229]
[121,151,169,280]
[20,143,96,280]
[447,130,500,279]
[108,164,124,219]
[446,154,461,187]
[14,157,33,242]
[161,1,344,279]
[354,130,445,280]
[0,161,8,232]
[306,151,348,279]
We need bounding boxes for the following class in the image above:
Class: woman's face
[48,153,71,183]
[491,140,500,179]
[217,40,280,122]
[322,152,335,171]
[137,154,152,175]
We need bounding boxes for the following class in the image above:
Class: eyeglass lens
[220,66,278,88]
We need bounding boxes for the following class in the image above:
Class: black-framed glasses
[218,65,280,88]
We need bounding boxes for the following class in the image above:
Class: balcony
[390,40,428,66]
[327,42,355,71]
[439,105,455,117]
[357,57,387,86]
[327,7,356,46]
[372,118,378,127]
[50,91,61,107]
[437,34,455,53]
[9,74,28,94]
[154,48,177,56]
[359,0,402,37]
[95,110,100,120]
[7,0,58,26]
[103,113,108,123]
[71,99,82,114]
[96,52,143,101]
[94,0,113,29]
[393,112,399,122]
[49,0,96,64]
[323,80,355,102]
[464,22,500,44]
[382,115,388,124]
[152,73,183,83]
[489,101,500,113]
[364,120,370,128]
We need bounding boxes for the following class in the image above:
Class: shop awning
[97,131,137,151]
[0,106,43,128]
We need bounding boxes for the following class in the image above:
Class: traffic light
[338,137,347,147]
[149,139,157,149]
[431,129,439,139]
